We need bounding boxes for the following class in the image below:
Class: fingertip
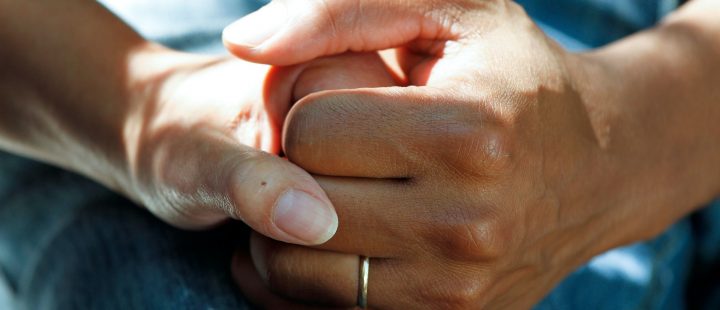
[231,250,252,282]
[221,34,282,65]
[232,249,320,309]
[221,0,305,65]
[222,36,313,66]
[272,188,338,245]
[221,35,254,59]
[231,250,278,307]
[230,153,338,246]
[222,1,287,48]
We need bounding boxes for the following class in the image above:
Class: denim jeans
[1,0,718,309]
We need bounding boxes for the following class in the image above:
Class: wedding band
[357,256,370,309]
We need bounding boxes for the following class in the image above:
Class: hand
[0,0,399,250]
[123,50,396,245]
[225,0,720,308]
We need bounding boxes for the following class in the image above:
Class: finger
[222,0,474,65]
[283,86,496,178]
[242,233,437,309]
[290,52,399,101]
[232,251,332,310]
[309,174,499,261]
[145,128,338,246]
[262,51,398,150]
[311,176,419,257]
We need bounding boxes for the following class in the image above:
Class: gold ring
[357,256,369,309]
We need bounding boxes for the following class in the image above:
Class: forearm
[572,0,720,240]
[0,0,199,193]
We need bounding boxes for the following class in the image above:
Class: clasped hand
[215,0,669,308]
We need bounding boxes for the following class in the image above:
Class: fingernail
[273,189,338,244]
[223,1,287,48]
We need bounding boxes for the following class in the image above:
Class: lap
[1,0,719,309]
[0,152,250,310]
[2,150,719,309]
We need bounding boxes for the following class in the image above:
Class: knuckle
[433,212,513,262]
[427,104,515,179]
[150,138,196,193]
[452,129,514,178]
[225,154,264,210]
[142,132,237,217]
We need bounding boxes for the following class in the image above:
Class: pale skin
[0,0,400,247]
[221,0,720,308]
[1,0,719,309]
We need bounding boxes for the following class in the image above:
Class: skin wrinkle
[289,90,419,178]
[4,0,720,308]
[128,58,211,193]
[111,46,383,243]
[235,0,648,307]
[143,128,232,224]
[234,0,697,306]
[485,264,538,307]
[315,0,342,54]
[0,77,70,161]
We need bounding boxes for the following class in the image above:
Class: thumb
[222,0,467,66]
[148,129,338,246]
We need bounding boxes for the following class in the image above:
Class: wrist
[563,18,720,251]
[119,45,222,197]
[0,41,181,196]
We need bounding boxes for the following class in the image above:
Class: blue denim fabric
[0,0,718,309]
[0,160,250,309]
[518,0,681,50]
